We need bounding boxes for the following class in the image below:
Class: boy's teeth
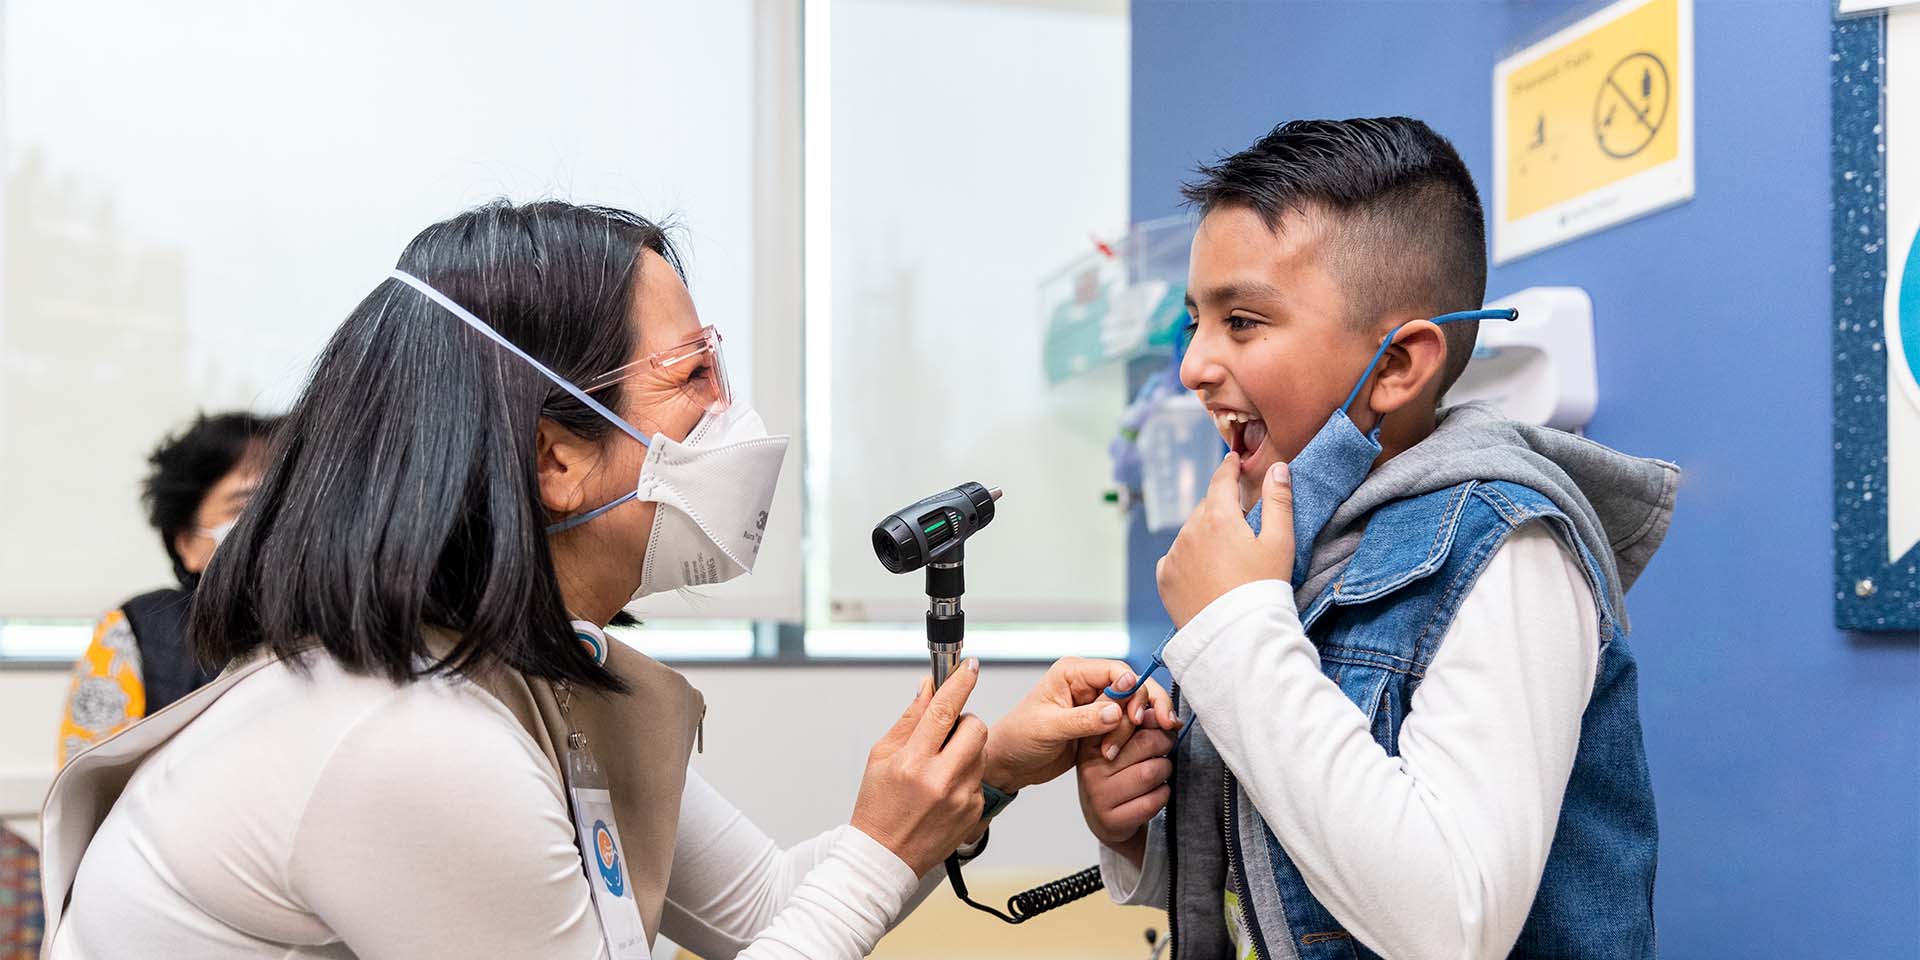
[1210,411,1263,450]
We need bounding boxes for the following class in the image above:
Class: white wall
[0,0,784,620]
[819,0,1132,629]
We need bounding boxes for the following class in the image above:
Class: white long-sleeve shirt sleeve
[1098,811,1168,907]
[1162,524,1599,960]
[660,770,943,959]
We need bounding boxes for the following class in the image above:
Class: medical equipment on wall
[1104,287,1220,531]
[1040,218,1196,385]
[1446,286,1599,431]
[1134,393,1225,532]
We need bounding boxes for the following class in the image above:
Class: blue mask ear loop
[1340,308,1520,428]
[1101,647,1197,751]
[1102,308,1521,706]
[387,269,658,534]
[1106,648,1172,701]
[547,491,641,533]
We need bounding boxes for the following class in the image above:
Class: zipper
[1224,769,1268,960]
[1165,683,1180,953]
[697,704,706,754]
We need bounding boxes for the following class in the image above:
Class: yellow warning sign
[1492,0,1693,262]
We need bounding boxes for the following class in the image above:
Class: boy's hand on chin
[1155,453,1295,629]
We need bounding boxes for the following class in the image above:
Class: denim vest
[1169,479,1659,959]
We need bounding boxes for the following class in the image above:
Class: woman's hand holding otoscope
[866,483,1178,921]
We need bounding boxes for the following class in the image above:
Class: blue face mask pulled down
[1106,307,1518,701]
[1262,307,1518,585]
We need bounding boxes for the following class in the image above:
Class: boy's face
[1181,204,1383,506]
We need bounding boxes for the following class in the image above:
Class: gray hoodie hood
[1298,401,1681,632]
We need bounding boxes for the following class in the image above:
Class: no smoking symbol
[1593,52,1669,159]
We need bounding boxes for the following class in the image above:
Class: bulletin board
[1833,11,1920,631]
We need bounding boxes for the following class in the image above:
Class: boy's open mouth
[1212,409,1268,462]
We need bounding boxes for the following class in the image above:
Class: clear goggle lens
[580,325,730,413]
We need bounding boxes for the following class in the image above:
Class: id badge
[568,762,649,957]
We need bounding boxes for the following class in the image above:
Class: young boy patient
[1075,118,1679,959]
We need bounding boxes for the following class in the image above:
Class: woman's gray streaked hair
[193,200,681,692]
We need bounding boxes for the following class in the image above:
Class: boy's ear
[1364,319,1449,416]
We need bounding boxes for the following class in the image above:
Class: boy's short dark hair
[1180,117,1489,395]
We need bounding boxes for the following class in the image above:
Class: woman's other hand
[983,657,1177,793]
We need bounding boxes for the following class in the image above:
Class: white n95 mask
[387,269,791,602]
[612,403,788,599]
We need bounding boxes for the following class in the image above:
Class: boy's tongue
[1242,418,1269,460]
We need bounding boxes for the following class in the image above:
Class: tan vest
[38,636,705,957]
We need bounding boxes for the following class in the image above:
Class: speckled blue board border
[1833,13,1919,631]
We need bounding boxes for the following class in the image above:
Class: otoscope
[872,483,1107,924]
[871,481,1001,688]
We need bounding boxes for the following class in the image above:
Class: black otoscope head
[872,482,1001,574]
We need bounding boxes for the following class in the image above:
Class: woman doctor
[39,200,1166,959]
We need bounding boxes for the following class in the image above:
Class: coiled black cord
[945,830,1105,924]
[1006,865,1106,919]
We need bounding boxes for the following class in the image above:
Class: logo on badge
[593,820,625,896]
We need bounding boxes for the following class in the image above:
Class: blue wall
[1127,0,1920,953]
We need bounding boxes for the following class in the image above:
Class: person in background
[57,412,278,765]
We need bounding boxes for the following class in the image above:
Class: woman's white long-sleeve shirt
[55,653,931,959]
[1100,526,1600,960]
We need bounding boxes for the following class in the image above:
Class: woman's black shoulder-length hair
[194,199,682,692]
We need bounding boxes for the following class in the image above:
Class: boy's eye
[1225,315,1261,332]
[1180,320,1198,348]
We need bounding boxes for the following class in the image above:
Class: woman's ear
[1366,319,1449,416]
[536,419,598,521]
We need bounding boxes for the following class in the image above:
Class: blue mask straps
[1107,640,1171,700]
[546,490,642,533]
[1341,308,1518,416]
[1102,632,1198,751]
